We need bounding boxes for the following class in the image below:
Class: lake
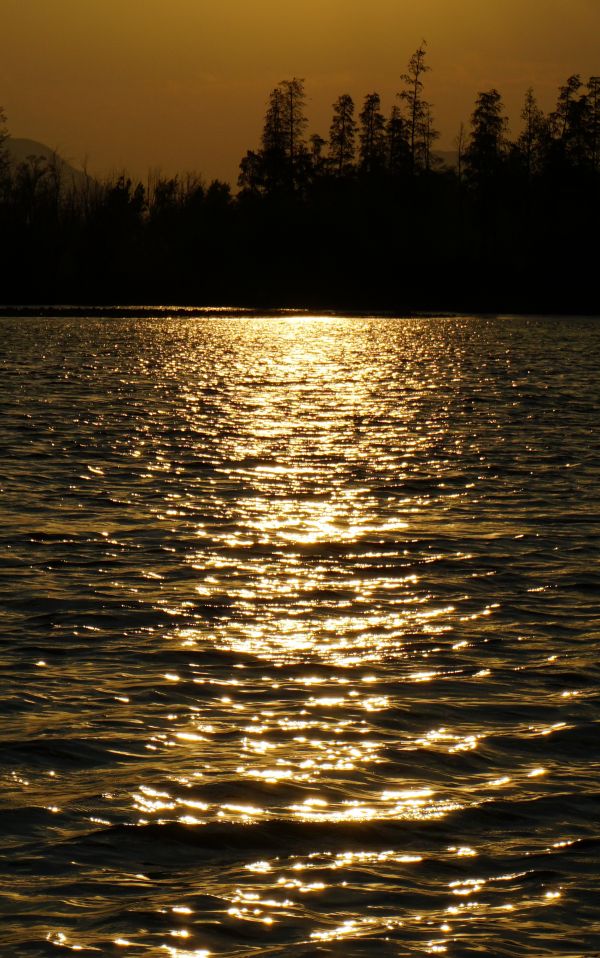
[1,313,599,957]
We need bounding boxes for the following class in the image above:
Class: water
[1,314,599,957]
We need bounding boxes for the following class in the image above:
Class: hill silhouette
[6,138,91,190]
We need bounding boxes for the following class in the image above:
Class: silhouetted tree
[464,89,509,261]
[238,79,308,193]
[417,101,439,171]
[386,105,410,174]
[309,133,327,176]
[399,42,431,172]
[260,85,288,190]
[204,178,231,209]
[262,87,286,153]
[100,176,146,228]
[149,175,181,223]
[359,93,386,173]
[0,107,10,197]
[465,89,508,187]
[310,133,326,156]
[279,78,308,164]
[588,76,600,173]
[551,75,583,140]
[238,149,265,194]
[516,88,548,179]
[12,154,58,225]
[549,74,595,169]
[328,94,356,175]
[455,121,467,183]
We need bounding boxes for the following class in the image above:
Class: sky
[2,0,599,185]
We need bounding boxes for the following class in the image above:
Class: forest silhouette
[1,46,599,312]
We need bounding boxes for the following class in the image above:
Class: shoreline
[0,305,457,320]
[1,305,598,320]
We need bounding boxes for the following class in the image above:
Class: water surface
[1,314,599,957]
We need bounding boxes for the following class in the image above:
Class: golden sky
[2,0,599,184]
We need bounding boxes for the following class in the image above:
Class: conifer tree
[517,88,548,178]
[328,94,356,175]
[465,89,508,186]
[237,150,264,194]
[359,93,386,173]
[550,75,596,169]
[416,101,439,171]
[565,76,600,173]
[0,107,10,194]
[309,133,327,175]
[262,87,286,154]
[386,105,410,174]
[399,42,431,172]
[455,121,467,183]
[279,77,308,163]
[552,75,583,139]
[587,76,600,173]
[254,86,286,191]
[240,79,308,193]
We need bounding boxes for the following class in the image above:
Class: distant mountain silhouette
[434,150,459,168]
[6,138,91,190]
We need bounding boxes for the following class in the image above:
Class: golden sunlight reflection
[311,918,380,942]
[218,837,570,951]
[161,950,210,958]
[288,788,460,823]
[164,318,473,670]
[14,316,595,958]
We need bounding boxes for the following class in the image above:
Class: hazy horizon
[2,0,600,184]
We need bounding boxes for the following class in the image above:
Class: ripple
[1,314,599,956]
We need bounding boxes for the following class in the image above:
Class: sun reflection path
[111,319,510,853]
[94,319,586,955]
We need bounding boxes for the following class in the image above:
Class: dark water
[1,314,599,958]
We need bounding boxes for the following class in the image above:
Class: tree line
[1,46,599,311]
